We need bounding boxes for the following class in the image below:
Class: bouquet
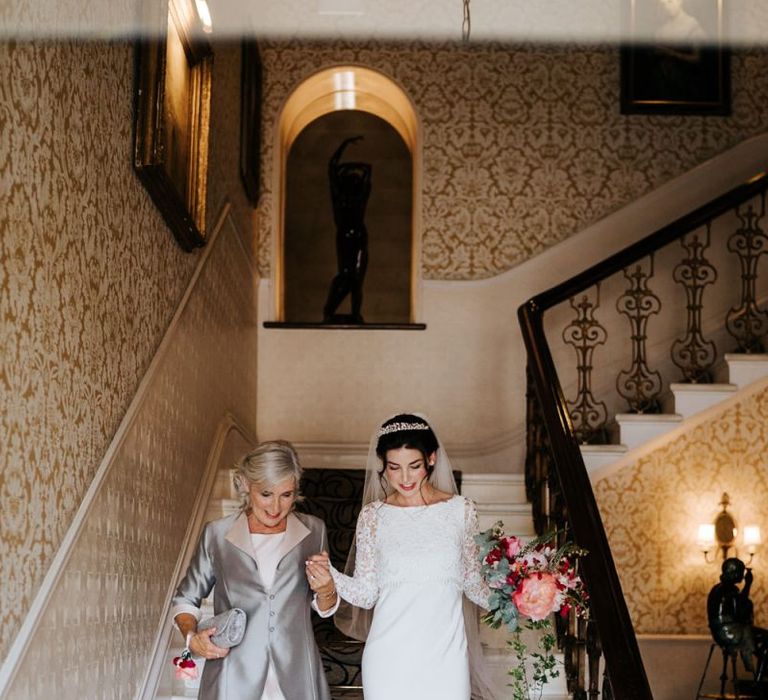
[475,521,588,700]
[172,648,198,681]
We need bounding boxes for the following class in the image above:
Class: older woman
[172,440,338,699]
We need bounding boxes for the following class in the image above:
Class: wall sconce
[697,493,761,565]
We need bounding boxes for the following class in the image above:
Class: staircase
[520,169,768,699]
[581,354,768,480]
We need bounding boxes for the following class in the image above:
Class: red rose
[486,547,503,565]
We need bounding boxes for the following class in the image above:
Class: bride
[305,413,496,699]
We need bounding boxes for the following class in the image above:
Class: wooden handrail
[533,170,768,311]
[517,168,768,699]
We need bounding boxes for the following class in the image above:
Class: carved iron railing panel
[671,226,718,382]
[562,285,609,444]
[727,192,768,352]
[298,469,366,688]
[616,255,662,414]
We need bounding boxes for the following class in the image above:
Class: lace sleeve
[462,497,491,610]
[330,503,379,609]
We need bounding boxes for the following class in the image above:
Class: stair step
[615,413,683,449]
[670,382,737,418]
[580,443,628,475]
[461,474,527,505]
[212,468,238,500]
[725,352,768,388]
[476,503,535,535]
[484,646,570,696]
[205,498,240,520]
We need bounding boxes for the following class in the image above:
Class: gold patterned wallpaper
[257,43,768,279]
[594,386,768,635]
[0,40,255,665]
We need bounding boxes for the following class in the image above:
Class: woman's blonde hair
[233,440,304,511]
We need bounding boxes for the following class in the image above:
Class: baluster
[671,225,718,382]
[525,379,602,699]
[525,368,553,535]
[586,618,602,700]
[616,255,662,413]
[563,285,609,444]
[602,670,614,700]
[562,624,580,695]
[726,193,768,352]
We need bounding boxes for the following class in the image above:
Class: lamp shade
[744,525,762,551]
[697,523,716,549]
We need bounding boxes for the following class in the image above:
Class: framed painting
[620,0,730,116]
[133,0,213,251]
[240,40,262,207]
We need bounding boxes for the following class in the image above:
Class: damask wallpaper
[594,385,768,635]
[257,42,768,279]
[0,40,255,666]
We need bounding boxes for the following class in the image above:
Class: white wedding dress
[330,495,490,700]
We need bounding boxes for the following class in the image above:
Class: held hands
[188,627,230,660]
[306,551,334,595]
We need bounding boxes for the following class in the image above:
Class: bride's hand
[305,551,333,592]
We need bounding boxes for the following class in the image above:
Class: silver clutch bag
[198,607,247,648]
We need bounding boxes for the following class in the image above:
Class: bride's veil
[333,412,498,700]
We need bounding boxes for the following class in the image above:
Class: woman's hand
[188,627,230,660]
[306,551,333,593]
[306,551,337,611]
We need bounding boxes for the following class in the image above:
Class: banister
[519,303,653,699]
[517,167,768,699]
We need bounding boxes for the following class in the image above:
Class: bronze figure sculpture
[323,136,372,324]
[707,557,767,685]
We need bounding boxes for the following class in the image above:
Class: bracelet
[318,589,337,600]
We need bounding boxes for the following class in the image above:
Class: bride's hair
[375,413,439,475]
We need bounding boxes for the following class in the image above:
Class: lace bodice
[331,495,490,610]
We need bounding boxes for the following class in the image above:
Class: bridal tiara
[377,421,430,437]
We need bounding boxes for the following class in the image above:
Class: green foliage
[505,619,562,700]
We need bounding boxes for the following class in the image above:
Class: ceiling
[3,0,767,45]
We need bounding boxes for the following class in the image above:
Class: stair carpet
[581,354,768,479]
[155,468,563,699]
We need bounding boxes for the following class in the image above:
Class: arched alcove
[273,66,421,324]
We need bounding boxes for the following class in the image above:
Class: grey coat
[172,511,332,700]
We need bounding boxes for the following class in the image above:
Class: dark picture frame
[240,40,262,207]
[620,0,730,116]
[133,0,213,251]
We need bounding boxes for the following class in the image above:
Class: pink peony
[513,572,559,621]
[502,536,521,559]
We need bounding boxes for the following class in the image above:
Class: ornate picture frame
[620,0,730,116]
[133,0,213,251]
[240,40,262,207]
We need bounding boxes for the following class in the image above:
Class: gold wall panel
[257,43,768,280]
[0,40,256,673]
[595,387,768,635]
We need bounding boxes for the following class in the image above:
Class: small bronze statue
[707,557,767,681]
[322,136,372,324]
